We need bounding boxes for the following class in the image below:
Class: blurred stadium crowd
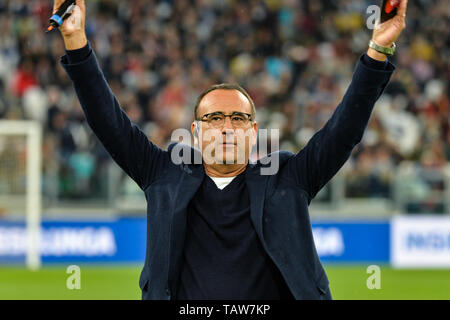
[0,0,448,210]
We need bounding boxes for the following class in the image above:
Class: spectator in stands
[0,0,448,205]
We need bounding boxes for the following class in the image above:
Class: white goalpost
[0,120,42,270]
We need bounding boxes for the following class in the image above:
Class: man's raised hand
[372,0,408,47]
[367,0,408,61]
[53,0,87,50]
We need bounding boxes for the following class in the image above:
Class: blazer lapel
[245,163,268,241]
[167,161,204,292]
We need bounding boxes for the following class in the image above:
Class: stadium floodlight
[0,120,42,270]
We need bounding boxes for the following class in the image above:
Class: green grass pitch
[0,265,449,300]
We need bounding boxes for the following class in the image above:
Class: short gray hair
[194,83,256,120]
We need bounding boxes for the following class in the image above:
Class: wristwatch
[369,40,396,56]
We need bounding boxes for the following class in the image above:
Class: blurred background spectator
[0,0,448,213]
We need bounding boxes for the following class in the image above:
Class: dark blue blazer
[61,50,395,300]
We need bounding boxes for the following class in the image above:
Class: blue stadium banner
[0,218,390,263]
[312,221,390,263]
[0,218,146,263]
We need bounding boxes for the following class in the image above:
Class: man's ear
[251,121,258,147]
[191,122,199,145]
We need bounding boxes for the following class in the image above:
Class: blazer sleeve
[60,49,168,191]
[289,54,396,201]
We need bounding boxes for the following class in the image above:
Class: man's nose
[221,116,234,131]
[221,117,235,142]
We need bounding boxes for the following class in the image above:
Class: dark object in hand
[380,0,400,23]
[47,0,76,32]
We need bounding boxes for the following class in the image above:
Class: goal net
[0,120,42,270]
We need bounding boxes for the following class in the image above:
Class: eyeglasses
[198,111,253,128]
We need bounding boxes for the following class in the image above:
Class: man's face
[191,89,258,165]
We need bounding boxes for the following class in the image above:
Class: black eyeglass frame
[197,111,254,128]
